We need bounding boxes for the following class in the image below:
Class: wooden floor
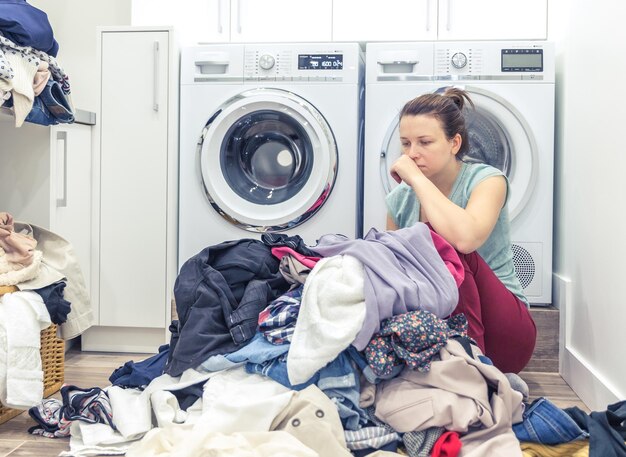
[0,350,589,457]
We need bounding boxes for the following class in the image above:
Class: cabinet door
[231,0,333,42]
[438,0,548,40]
[0,121,52,228]
[131,0,229,45]
[99,31,168,328]
[49,124,93,292]
[333,0,437,42]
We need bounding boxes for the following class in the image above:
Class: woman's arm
[424,176,505,253]
[386,214,399,231]
[391,156,506,253]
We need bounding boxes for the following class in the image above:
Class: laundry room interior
[1,0,625,456]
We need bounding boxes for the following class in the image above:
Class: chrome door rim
[197,88,338,232]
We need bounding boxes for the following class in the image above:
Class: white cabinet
[82,27,178,353]
[333,0,548,42]
[131,0,332,45]
[231,0,332,43]
[437,0,548,40]
[333,0,437,42]
[0,119,93,293]
[132,0,229,45]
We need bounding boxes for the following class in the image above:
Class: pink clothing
[33,61,51,96]
[0,212,37,266]
[271,246,321,269]
[429,229,464,287]
[452,251,536,374]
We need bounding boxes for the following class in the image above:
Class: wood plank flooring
[0,350,588,457]
[0,351,149,457]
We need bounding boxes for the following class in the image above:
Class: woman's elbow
[453,241,475,255]
[451,236,482,255]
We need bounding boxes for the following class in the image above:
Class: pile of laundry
[26,225,626,457]
[0,211,92,410]
[0,0,74,127]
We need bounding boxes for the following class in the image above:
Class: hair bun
[443,87,468,111]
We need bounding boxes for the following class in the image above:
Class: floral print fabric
[365,310,468,376]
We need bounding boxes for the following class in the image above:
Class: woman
[386,87,536,373]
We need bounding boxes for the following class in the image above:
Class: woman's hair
[400,86,475,159]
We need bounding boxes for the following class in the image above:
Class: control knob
[451,52,468,69]
[259,54,276,70]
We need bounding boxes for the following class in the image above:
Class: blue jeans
[199,332,290,372]
[26,80,74,126]
[513,397,589,444]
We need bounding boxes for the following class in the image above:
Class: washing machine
[363,41,555,305]
[179,43,364,268]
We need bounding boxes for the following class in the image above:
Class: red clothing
[431,431,462,457]
[452,250,536,374]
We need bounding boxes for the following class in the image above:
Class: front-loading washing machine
[363,41,555,305]
[179,43,364,268]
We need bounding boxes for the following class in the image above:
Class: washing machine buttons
[259,54,276,70]
[451,52,468,69]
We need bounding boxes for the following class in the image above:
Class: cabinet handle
[153,41,160,112]
[426,0,431,31]
[56,131,67,208]
[217,0,223,33]
[236,0,242,34]
[446,0,452,31]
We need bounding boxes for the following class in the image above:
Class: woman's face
[399,114,461,178]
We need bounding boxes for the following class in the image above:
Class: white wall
[550,0,626,409]
[29,0,131,112]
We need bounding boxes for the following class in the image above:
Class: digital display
[501,49,543,72]
[298,54,343,70]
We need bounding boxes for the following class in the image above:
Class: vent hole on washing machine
[512,244,536,290]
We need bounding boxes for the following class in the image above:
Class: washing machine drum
[381,87,538,221]
[222,110,314,205]
[198,88,337,232]
[464,107,512,177]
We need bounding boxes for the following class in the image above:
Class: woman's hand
[390,154,424,187]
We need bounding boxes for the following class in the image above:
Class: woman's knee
[486,313,537,373]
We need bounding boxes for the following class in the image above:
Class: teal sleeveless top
[386,161,528,305]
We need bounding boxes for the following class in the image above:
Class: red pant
[452,251,536,373]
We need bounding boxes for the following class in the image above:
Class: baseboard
[560,345,623,411]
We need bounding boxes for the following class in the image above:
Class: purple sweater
[312,223,458,350]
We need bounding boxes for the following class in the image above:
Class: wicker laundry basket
[0,285,65,425]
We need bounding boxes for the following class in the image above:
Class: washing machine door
[198,88,337,232]
[380,86,538,222]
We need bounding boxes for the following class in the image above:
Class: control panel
[433,41,553,81]
[365,41,554,84]
[185,43,363,85]
[244,47,350,81]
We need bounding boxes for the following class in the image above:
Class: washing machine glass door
[199,88,337,232]
[380,86,537,222]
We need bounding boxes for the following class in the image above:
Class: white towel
[0,290,51,409]
[287,254,366,385]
